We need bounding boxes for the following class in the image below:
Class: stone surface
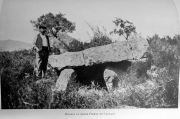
[55,69,76,91]
[50,31,77,54]
[103,69,119,90]
[48,38,149,70]
[57,31,75,46]
[49,52,84,68]
[50,37,68,54]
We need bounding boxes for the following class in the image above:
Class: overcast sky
[0,0,180,43]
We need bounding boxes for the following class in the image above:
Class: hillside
[0,39,32,52]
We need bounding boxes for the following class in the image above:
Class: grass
[16,62,177,109]
[1,34,179,109]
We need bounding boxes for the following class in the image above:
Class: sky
[0,0,180,43]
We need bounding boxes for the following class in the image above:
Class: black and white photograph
[0,0,180,117]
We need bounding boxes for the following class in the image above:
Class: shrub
[139,34,179,107]
[86,25,113,48]
[67,25,113,52]
[1,50,35,109]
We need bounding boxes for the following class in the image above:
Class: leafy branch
[110,18,136,40]
[30,12,76,37]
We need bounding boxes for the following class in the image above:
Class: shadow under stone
[73,60,132,89]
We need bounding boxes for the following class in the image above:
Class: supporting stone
[55,69,76,91]
[104,69,119,90]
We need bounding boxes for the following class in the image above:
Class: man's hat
[39,25,47,29]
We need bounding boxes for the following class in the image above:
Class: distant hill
[0,39,32,52]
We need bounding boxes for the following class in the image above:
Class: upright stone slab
[55,69,76,91]
[104,69,119,90]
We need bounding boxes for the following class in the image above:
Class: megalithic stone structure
[48,37,149,91]
[49,38,148,69]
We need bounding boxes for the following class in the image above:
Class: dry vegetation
[1,30,179,109]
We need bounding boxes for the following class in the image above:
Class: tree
[110,18,136,40]
[30,12,76,37]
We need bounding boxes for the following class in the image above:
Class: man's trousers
[35,46,49,78]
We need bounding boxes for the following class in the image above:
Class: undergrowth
[1,34,179,109]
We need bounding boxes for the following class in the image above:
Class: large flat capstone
[48,38,149,69]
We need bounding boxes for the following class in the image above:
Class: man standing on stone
[32,25,51,78]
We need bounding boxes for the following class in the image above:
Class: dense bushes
[134,34,179,107]
[1,50,35,109]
